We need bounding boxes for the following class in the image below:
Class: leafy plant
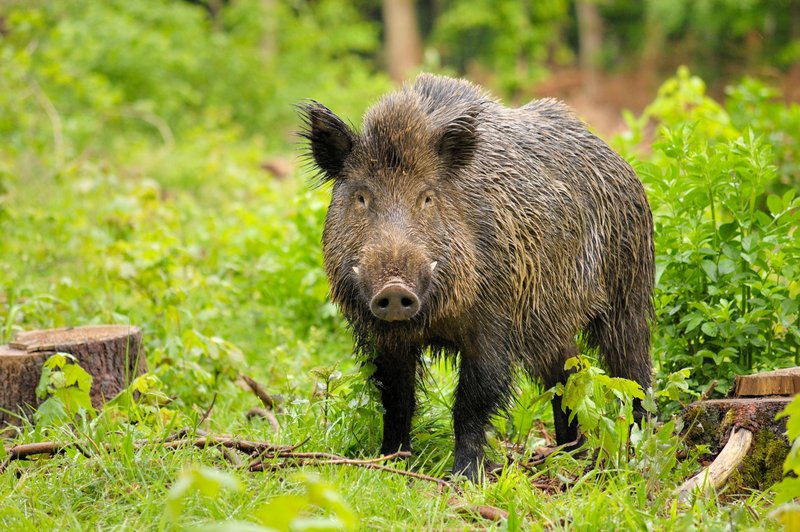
[770,394,800,528]
[641,125,800,394]
[617,68,800,396]
[34,352,96,428]
[103,373,177,434]
[553,355,644,466]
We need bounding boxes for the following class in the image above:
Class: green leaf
[776,394,800,441]
[701,260,717,282]
[63,363,93,392]
[36,365,53,400]
[767,194,783,216]
[43,353,69,370]
[717,258,736,276]
[701,322,719,337]
[773,476,800,505]
[166,466,242,522]
[255,495,309,531]
[35,397,68,426]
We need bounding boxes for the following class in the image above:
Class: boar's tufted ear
[296,101,355,184]
[437,108,479,174]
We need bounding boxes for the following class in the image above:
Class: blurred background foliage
[0,0,799,404]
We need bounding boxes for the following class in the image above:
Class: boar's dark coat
[298,74,654,481]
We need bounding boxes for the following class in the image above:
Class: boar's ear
[296,101,355,184]
[437,108,479,174]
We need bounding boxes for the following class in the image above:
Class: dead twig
[159,436,294,455]
[251,450,450,488]
[700,380,718,401]
[447,496,510,522]
[241,375,280,433]
[247,436,311,470]
[197,393,217,427]
[241,375,275,410]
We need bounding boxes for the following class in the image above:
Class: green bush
[617,68,800,396]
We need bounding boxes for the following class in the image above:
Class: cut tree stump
[677,368,799,499]
[734,367,800,397]
[0,325,147,427]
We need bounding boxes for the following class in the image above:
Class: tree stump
[734,367,800,397]
[677,367,798,499]
[0,325,147,427]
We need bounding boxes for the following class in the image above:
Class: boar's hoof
[452,458,483,483]
[370,282,420,321]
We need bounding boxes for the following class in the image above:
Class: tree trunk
[640,1,666,93]
[575,1,603,99]
[0,325,147,427]
[383,0,422,83]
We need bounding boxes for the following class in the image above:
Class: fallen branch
[251,450,450,488]
[160,436,294,455]
[676,426,754,501]
[0,434,295,474]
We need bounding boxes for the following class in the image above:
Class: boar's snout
[369,280,420,321]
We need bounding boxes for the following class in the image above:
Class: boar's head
[298,94,483,338]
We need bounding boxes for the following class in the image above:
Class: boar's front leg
[452,343,512,482]
[373,346,418,455]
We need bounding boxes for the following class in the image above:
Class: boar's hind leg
[373,347,418,455]
[452,347,513,482]
[543,344,580,447]
[588,305,652,424]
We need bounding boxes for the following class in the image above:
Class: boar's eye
[419,191,434,209]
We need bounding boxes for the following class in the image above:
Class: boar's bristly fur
[297,74,655,482]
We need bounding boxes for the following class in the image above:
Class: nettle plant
[640,126,800,394]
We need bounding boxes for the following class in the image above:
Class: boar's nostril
[370,283,420,321]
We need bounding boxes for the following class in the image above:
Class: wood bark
[677,427,753,500]
[0,325,146,427]
[383,0,422,82]
[640,1,666,93]
[575,1,603,99]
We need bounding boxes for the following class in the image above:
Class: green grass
[0,142,782,530]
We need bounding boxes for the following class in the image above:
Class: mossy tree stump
[678,367,798,498]
[0,325,147,427]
